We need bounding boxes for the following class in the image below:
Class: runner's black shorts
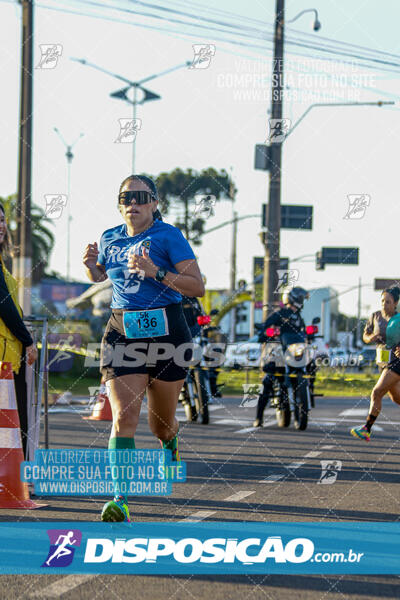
[385,349,400,376]
[99,302,193,382]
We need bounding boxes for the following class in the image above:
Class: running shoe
[159,435,180,462]
[101,494,131,522]
[350,425,371,442]
[253,418,263,428]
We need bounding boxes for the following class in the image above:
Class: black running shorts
[99,302,192,382]
[385,349,400,376]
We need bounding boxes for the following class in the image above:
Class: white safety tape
[0,427,22,449]
[0,381,17,410]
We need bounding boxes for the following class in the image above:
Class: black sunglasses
[118,190,156,206]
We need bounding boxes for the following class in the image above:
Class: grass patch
[218,368,379,397]
[49,368,380,398]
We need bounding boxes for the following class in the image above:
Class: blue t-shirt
[97,220,196,309]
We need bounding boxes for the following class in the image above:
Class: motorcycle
[259,317,321,431]
[180,314,218,425]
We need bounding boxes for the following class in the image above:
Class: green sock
[159,433,179,462]
[161,436,177,450]
[108,437,135,501]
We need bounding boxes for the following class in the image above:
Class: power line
[3,0,400,76]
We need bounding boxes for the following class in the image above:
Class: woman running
[351,287,400,441]
[83,175,204,521]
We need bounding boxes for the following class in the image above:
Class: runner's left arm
[160,259,205,297]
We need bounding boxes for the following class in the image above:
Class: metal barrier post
[24,317,49,454]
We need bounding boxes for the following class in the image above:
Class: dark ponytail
[383,287,400,303]
[152,208,163,222]
[119,174,163,221]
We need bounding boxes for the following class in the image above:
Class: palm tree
[0,193,55,283]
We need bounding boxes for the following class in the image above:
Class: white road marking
[175,405,222,413]
[29,575,97,598]
[224,490,255,502]
[339,408,368,416]
[234,421,276,433]
[286,461,305,470]
[215,419,250,426]
[304,451,321,458]
[234,426,258,434]
[261,474,285,483]
[181,510,216,522]
[321,445,334,449]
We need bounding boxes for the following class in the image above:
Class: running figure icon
[45,531,77,566]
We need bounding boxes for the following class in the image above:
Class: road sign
[316,247,359,270]
[374,278,400,290]
[254,144,271,170]
[262,204,313,230]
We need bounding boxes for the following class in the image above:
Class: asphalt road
[1,394,399,599]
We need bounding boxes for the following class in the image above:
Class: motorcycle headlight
[289,343,306,358]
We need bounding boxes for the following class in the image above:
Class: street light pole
[263,0,285,321]
[71,58,190,174]
[53,128,84,281]
[15,0,34,314]
[132,85,138,173]
[263,3,322,321]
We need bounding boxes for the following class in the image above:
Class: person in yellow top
[0,204,38,457]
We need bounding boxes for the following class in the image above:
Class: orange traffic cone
[0,361,45,509]
[84,377,113,421]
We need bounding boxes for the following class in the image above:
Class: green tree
[0,193,55,283]
[149,167,234,245]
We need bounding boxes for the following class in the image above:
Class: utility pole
[229,171,237,342]
[15,0,34,314]
[357,277,362,348]
[263,0,284,320]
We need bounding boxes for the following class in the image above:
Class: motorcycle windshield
[280,331,305,350]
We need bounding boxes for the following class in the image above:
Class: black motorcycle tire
[276,405,291,427]
[194,369,210,425]
[184,380,198,422]
[275,384,290,427]
[294,379,309,431]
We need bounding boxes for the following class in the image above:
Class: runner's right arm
[83,242,108,282]
[363,313,379,344]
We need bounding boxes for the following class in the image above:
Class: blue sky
[1,0,400,316]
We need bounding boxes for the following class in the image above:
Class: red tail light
[265,326,280,337]
[306,325,318,335]
[197,315,211,326]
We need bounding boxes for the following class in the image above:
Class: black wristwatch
[155,267,167,282]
